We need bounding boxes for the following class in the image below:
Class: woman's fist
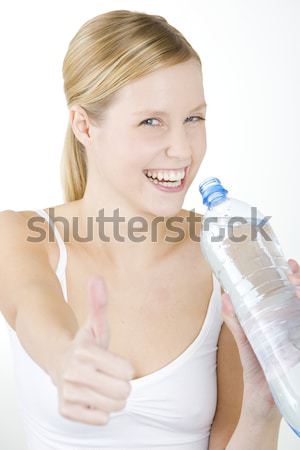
[52,276,135,426]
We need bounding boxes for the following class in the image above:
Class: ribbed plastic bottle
[198,176,300,437]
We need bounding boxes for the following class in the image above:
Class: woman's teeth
[144,168,185,187]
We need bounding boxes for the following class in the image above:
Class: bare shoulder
[180,207,204,225]
[0,207,52,263]
[0,208,32,224]
[0,208,55,249]
[0,208,41,237]
[178,208,206,259]
[1,207,48,225]
[178,208,204,246]
[0,209,56,328]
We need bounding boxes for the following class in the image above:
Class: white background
[0,0,299,449]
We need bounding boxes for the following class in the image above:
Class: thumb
[84,276,110,349]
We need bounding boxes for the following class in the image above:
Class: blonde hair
[61,9,202,202]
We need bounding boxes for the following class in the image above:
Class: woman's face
[87,58,207,218]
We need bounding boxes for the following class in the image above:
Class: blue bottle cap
[199,176,228,208]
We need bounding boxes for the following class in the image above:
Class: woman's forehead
[108,62,204,114]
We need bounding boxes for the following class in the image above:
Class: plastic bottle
[198,176,300,437]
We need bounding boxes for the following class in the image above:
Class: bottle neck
[207,191,228,209]
[199,177,229,209]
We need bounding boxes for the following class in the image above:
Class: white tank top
[5,208,224,450]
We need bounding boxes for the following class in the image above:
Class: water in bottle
[198,176,300,437]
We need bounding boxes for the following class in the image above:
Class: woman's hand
[51,277,135,426]
[221,258,300,421]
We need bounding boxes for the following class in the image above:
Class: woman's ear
[69,105,92,147]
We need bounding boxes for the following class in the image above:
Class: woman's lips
[144,165,190,193]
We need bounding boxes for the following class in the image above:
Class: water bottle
[198,176,300,437]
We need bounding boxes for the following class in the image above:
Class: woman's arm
[208,322,281,450]
[208,285,282,450]
[0,210,79,381]
[224,405,281,450]
[208,321,243,449]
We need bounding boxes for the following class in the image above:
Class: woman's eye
[140,118,160,127]
[139,116,205,127]
[185,116,206,123]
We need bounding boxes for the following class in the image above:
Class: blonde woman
[1,9,299,450]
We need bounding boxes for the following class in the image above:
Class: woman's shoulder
[180,207,203,218]
[0,204,71,257]
[0,208,60,264]
[0,208,47,235]
[178,208,204,245]
[179,207,204,222]
[0,205,59,222]
[4,202,77,231]
[172,208,206,265]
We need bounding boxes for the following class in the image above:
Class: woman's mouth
[142,166,190,193]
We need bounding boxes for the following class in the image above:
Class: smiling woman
[0,7,282,450]
[66,55,207,221]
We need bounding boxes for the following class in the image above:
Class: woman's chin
[145,202,185,220]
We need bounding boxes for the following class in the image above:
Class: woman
[1,9,299,450]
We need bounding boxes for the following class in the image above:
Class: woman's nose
[165,128,192,160]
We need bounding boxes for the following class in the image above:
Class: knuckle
[74,347,87,360]
[97,411,110,425]
[106,398,126,412]
[62,385,76,402]
[62,365,85,384]
[115,399,127,411]
[62,370,75,382]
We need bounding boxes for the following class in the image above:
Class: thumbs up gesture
[53,277,135,426]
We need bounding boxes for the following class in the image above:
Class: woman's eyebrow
[132,102,207,116]
[190,102,207,112]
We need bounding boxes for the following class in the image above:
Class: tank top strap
[33,208,68,302]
